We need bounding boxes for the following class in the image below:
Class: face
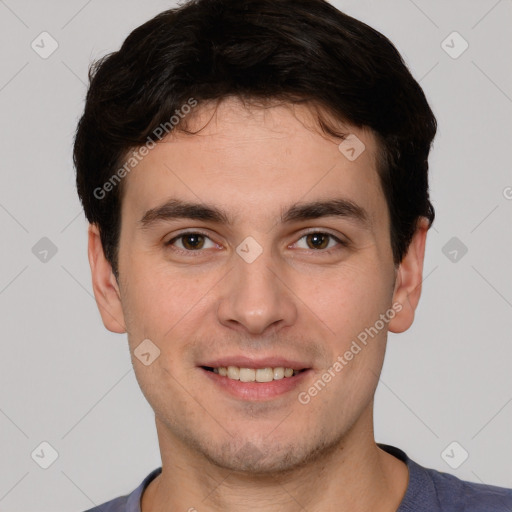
[90,98,425,474]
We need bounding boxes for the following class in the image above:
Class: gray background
[0,0,511,510]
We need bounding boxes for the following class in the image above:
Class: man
[74,0,512,510]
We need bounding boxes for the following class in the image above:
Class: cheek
[121,260,214,338]
[293,261,394,342]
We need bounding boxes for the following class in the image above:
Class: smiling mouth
[202,366,306,382]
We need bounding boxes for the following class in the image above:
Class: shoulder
[82,468,162,512]
[379,444,512,512]
[421,462,512,511]
[83,495,129,512]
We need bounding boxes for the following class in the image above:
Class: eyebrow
[139,198,371,230]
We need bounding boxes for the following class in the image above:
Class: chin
[199,433,342,476]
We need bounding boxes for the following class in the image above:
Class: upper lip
[199,356,311,370]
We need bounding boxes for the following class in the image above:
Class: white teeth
[227,366,240,380]
[273,367,285,380]
[211,366,299,381]
[255,368,274,382]
[239,368,256,382]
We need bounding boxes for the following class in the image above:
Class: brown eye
[180,234,205,250]
[292,232,347,252]
[290,231,350,255]
[167,232,217,251]
[305,233,330,250]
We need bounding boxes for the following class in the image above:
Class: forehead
[120,98,386,230]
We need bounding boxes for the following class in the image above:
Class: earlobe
[388,218,429,334]
[88,224,127,334]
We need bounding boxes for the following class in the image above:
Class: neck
[142,406,408,512]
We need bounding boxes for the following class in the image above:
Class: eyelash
[165,230,349,255]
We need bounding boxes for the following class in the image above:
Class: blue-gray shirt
[84,445,512,511]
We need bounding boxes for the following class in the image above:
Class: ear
[388,217,429,334]
[88,224,126,333]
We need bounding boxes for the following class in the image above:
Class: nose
[216,245,298,336]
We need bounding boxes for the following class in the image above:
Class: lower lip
[200,368,312,401]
